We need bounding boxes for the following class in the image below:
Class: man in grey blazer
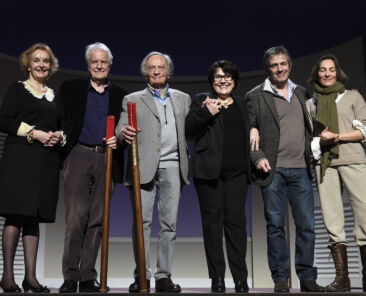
[116,51,190,293]
[246,46,324,293]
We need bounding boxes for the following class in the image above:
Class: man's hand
[256,158,271,173]
[121,125,141,144]
[104,136,118,149]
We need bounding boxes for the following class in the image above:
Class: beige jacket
[307,90,366,166]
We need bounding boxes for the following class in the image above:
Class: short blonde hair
[19,43,59,77]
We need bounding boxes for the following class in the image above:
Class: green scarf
[314,80,345,182]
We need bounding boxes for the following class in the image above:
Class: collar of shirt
[148,83,170,105]
[263,78,297,102]
[88,78,110,94]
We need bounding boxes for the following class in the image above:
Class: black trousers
[61,145,106,281]
[194,172,248,282]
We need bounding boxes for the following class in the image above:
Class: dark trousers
[61,145,106,281]
[194,172,248,282]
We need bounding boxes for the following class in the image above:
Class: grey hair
[263,45,292,73]
[85,42,113,65]
[140,51,174,77]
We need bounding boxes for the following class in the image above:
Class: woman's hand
[205,98,222,116]
[250,128,260,151]
[32,129,52,145]
[201,96,215,107]
[319,127,339,146]
[43,131,64,146]
[50,131,63,144]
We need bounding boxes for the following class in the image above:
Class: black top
[0,82,60,148]
[221,101,247,173]
[0,81,61,222]
[56,78,127,183]
[186,92,251,182]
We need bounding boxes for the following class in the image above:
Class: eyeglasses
[214,74,233,82]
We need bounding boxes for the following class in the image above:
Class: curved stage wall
[0,36,365,289]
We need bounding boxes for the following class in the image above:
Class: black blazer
[185,92,251,182]
[245,83,313,187]
[56,78,127,183]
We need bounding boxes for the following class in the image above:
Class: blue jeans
[261,168,317,283]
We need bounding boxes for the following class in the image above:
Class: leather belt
[77,142,106,153]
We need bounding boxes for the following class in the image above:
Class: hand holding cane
[128,102,148,292]
[100,115,115,292]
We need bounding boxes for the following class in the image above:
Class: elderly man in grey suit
[116,51,190,293]
[246,46,324,293]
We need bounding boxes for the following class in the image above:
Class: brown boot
[360,245,366,292]
[326,244,351,292]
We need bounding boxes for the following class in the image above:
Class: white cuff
[56,131,67,147]
[311,137,322,160]
[352,120,366,142]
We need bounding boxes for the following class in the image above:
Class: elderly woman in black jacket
[0,43,63,293]
[186,60,252,293]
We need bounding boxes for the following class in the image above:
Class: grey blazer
[116,87,191,186]
[245,82,313,187]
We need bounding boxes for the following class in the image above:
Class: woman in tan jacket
[308,53,366,292]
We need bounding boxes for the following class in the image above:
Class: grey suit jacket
[245,81,313,187]
[116,87,191,186]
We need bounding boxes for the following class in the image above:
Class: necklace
[26,79,47,93]
[218,97,233,109]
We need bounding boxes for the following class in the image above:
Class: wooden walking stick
[100,115,115,292]
[128,102,148,292]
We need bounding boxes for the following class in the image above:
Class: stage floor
[5,287,363,295]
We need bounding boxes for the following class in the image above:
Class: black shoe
[59,280,77,293]
[274,280,289,293]
[211,278,226,293]
[300,280,325,292]
[79,279,106,293]
[235,280,249,293]
[129,278,150,293]
[155,278,181,293]
[0,281,21,293]
[22,279,50,293]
